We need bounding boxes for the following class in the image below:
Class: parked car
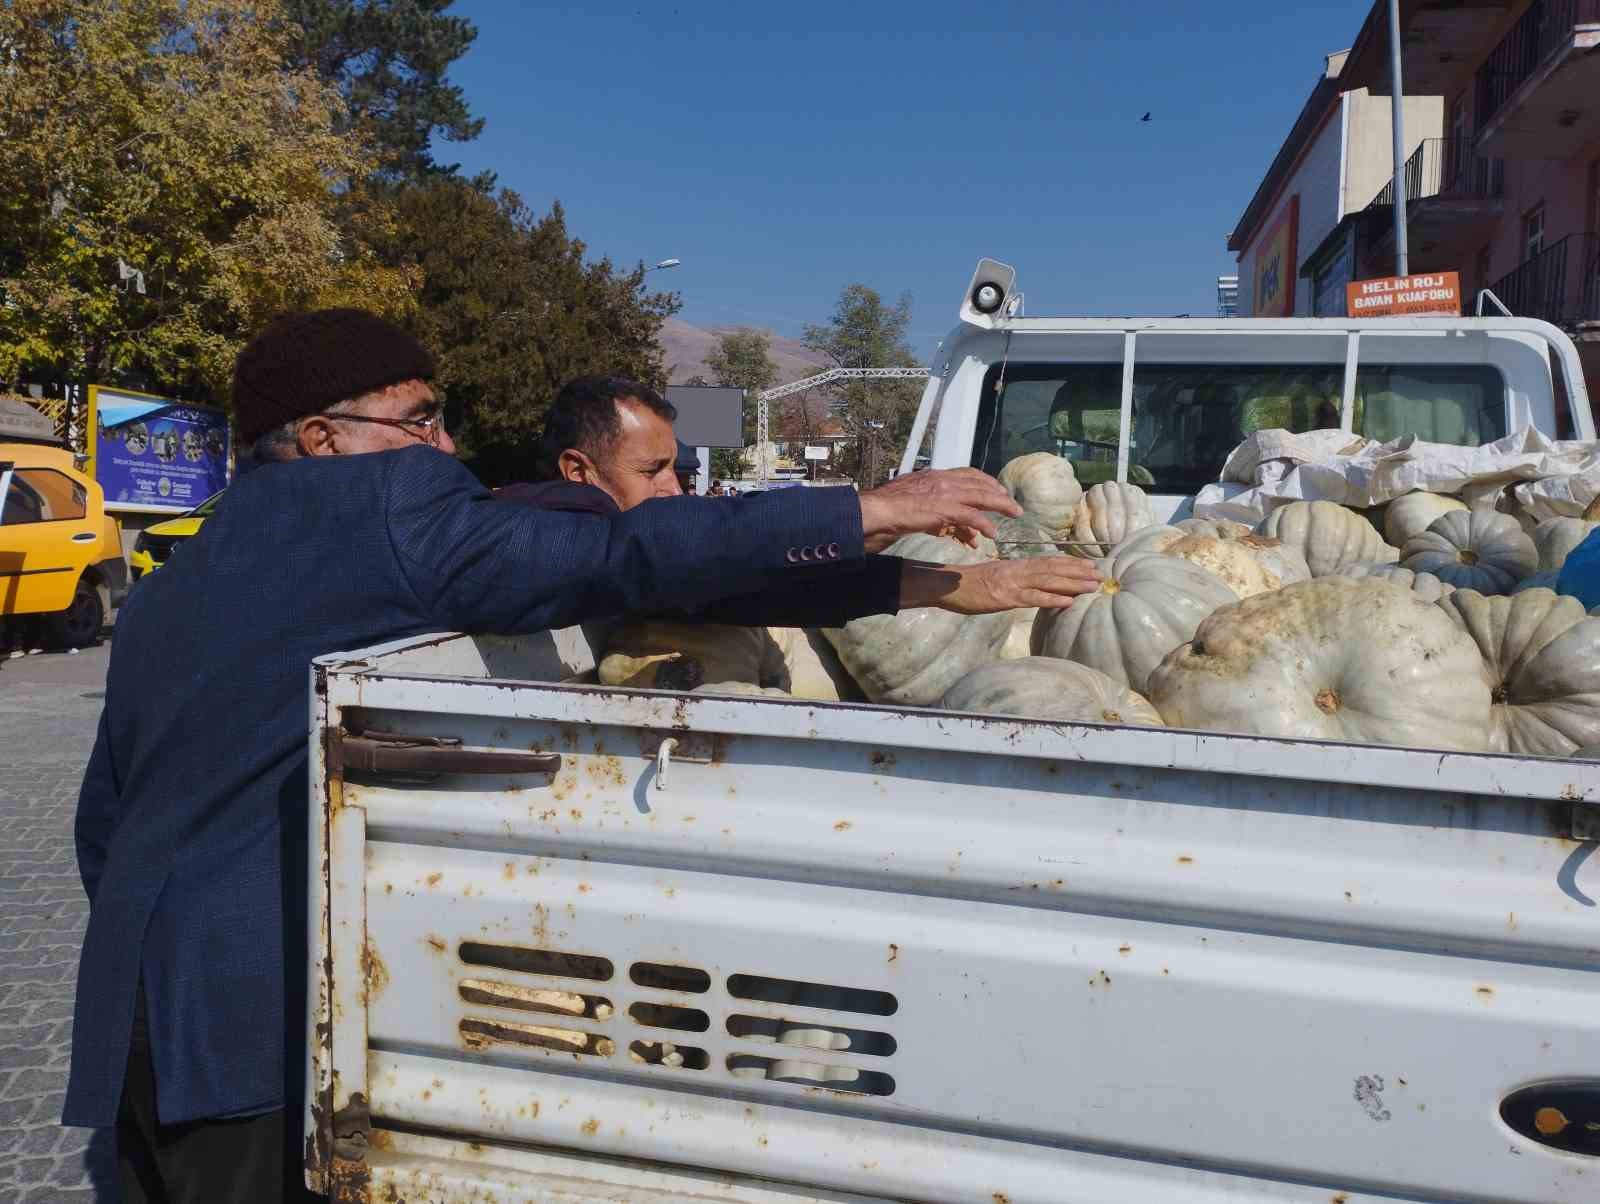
[1,402,129,647]
[129,489,224,580]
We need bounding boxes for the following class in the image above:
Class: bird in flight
[1140,112,1152,122]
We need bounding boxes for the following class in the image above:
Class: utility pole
[1388,0,1409,276]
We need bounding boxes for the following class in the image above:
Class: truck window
[970,364,1137,486]
[972,362,1506,494]
[2,468,88,525]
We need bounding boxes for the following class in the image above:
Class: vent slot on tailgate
[459,941,613,982]
[459,979,613,1021]
[725,973,899,1097]
[460,1017,614,1057]
[728,973,897,1016]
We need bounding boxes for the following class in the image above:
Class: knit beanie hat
[232,309,435,444]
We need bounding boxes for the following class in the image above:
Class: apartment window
[1523,204,1545,261]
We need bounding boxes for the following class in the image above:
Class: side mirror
[960,258,1018,330]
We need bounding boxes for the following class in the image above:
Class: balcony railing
[1475,0,1600,131]
[1489,232,1600,325]
[1368,137,1504,210]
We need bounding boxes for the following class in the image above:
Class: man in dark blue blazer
[66,309,1100,1201]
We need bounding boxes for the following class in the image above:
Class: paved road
[1,639,119,1201]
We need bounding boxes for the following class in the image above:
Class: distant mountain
[659,316,832,387]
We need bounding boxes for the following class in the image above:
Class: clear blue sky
[443,0,1371,354]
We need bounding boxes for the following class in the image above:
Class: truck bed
[306,628,1600,1203]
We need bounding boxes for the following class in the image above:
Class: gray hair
[243,399,358,463]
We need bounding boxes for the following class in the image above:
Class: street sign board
[804,445,830,461]
[1346,272,1461,318]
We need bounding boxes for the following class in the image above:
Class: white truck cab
[903,258,1595,522]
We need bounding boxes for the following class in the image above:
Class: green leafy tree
[0,0,414,402]
[705,328,778,444]
[710,448,744,481]
[281,0,482,179]
[802,285,923,486]
[370,175,680,483]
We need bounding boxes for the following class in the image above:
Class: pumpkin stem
[1583,493,1600,522]
[1101,578,1121,595]
[1457,549,1478,565]
[1314,687,1341,714]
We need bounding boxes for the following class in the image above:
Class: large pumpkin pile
[598,456,1600,758]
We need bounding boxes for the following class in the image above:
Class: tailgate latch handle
[655,737,678,790]
[337,728,562,776]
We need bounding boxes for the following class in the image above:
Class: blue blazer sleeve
[382,447,871,634]
[669,556,904,628]
[74,710,122,904]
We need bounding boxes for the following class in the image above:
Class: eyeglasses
[330,407,446,446]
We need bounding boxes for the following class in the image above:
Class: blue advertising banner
[88,386,231,513]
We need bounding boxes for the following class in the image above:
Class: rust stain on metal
[503,862,515,880]
[425,872,442,888]
[1089,970,1111,986]
[425,935,446,954]
[888,943,899,963]
[1535,1106,1570,1135]
[577,882,591,893]
[580,1117,601,1137]
[1176,855,1194,865]
[361,940,389,1004]
[328,1152,371,1200]
[993,1194,1011,1204]
[569,808,584,821]
[834,820,853,832]
[1118,944,1132,955]
[1476,985,1495,998]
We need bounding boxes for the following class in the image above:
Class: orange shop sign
[1346,272,1461,317]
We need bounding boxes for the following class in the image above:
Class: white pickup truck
[305,265,1600,1203]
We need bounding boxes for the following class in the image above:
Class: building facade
[1228,51,1442,319]
[1307,0,1600,410]
[1216,275,1240,317]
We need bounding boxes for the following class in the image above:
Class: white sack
[1194,426,1600,526]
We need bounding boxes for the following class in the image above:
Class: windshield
[971,361,1507,494]
[190,491,225,518]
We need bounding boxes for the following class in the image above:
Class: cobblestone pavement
[1,639,119,1202]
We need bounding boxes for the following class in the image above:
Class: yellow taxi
[2,414,129,647]
[129,490,223,580]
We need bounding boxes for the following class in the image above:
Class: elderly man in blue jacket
[65,309,1099,1202]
